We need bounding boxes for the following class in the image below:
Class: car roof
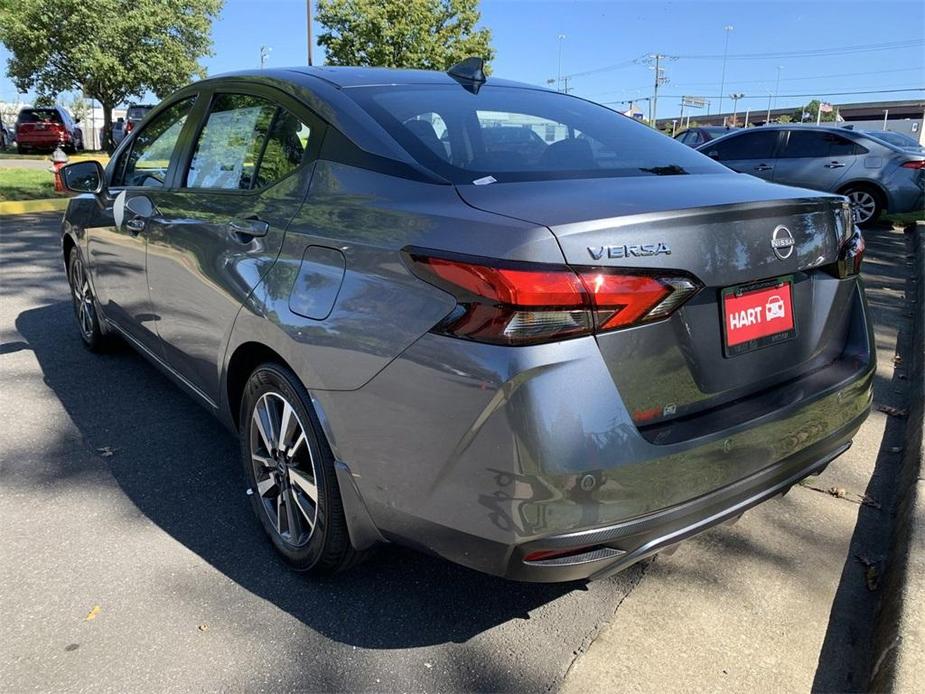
[207,65,541,91]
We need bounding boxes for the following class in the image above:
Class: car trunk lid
[456,173,853,428]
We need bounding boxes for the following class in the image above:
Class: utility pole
[718,25,734,116]
[641,53,675,125]
[766,90,773,124]
[259,45,271,70]
[556,34,566,92]
[561,76,572,94]
[307,0,314,65]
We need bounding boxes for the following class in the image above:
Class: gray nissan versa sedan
[58,61,873,582]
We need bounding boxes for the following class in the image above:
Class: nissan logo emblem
[771,225,795,260]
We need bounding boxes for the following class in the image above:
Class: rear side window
[186,94,312,190]
[347,85,725,184]
[114,97,195,187]
[779,131,867,158]
[707,131,779,160]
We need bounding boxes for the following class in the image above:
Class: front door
[704,130,782,182]
[144,90,322,403]
[85,96,197,350]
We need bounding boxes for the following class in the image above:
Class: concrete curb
[0,198,70,215]
[870,221,925,692]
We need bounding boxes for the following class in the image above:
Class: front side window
[708,131,779,160]
[348,85,726,184]
[115,97,195,187]
[186,94,312,190]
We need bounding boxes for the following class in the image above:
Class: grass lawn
[0,168,60,201]
[885,209,925,226]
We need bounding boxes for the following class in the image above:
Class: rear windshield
[17,109,62,124]
[347,85,725,184]
[127,107,152,120]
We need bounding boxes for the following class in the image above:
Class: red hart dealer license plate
[722,277,796,356]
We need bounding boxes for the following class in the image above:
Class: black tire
[16,143,27,155]
[239,362,360,573]
[841,184,884,228]
[67,246,109,352]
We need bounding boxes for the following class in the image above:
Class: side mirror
[61,160,104,194]
[124,194,155,219]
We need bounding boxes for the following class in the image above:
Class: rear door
[144,87,324,403]
[772,129,864,191]
[703,130,782,181]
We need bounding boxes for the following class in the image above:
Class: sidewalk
[562,223,922,693]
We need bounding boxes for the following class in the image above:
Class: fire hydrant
[49,146,69,192]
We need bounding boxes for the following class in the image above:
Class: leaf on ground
[893,355,903,366]
[828,486,847,499]
[96,446,118,457]
[877,405,908,418]
[84,605,101,621]
[198,624,209,632]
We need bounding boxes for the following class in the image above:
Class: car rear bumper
[505,424,858,581]
[315,280,874,582]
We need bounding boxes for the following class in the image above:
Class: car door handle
[228,217,269,241]
[754,164,773,172]
[824,161,846,169]
[125,217,146,234]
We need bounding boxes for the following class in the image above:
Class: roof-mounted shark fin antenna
[447,57,486,94]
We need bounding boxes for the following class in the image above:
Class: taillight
[834,228,865,278]
[900,160,925,169]
[405,250,700,346]
[125,121,134,133]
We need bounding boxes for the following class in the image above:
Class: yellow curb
[0,197,70,215]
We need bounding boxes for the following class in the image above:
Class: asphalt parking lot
[0,212,918,692]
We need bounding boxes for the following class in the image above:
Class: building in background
[661,98,925,144]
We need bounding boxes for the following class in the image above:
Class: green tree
[0,0,223,152]
[776,114,793,124]
[316,0,494,70]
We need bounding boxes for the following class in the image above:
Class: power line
[649,66,925,91]
[642,87,924,102]
[565,39,924,81]
[675,38,924,61]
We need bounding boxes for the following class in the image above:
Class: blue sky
[2,0,923,119]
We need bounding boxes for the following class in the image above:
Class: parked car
[15,106,84,154]
[123,104,154,137]
[862,129,924,153]
[0,115,14,148]
[698,124,925,226]
[674,126,734,147]
[58,64,872,582]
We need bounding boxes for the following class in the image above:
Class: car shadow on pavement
[14,300,579,651]
[811,224,915,692]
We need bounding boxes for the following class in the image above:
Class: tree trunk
[101,102,114,154]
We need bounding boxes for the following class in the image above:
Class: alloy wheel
[846,190,877,225]
[69,255,95,340]
[249,392,319,547]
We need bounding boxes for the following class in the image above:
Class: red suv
[15,107,84,154]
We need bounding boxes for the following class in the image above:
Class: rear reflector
[405,250,700,345]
